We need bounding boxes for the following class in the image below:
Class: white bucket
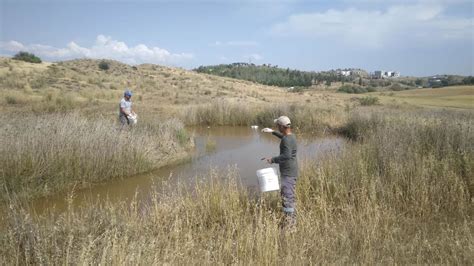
[128,114,138,125]
[256,168,280,192]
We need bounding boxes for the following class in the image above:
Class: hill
[0,57,352,118]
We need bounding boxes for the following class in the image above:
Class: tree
[13,51,42,63]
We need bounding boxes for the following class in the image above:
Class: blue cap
[124,89,132,97]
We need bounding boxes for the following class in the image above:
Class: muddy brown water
[25,127,345,216]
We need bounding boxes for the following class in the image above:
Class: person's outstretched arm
[272,131,284,139]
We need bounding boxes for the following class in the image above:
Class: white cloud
[1,40,25,51]
[211,40,259,47]
[0,35,194,65]
[270,3,473,48]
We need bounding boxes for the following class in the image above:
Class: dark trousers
[281,176,297,214]
[119,115,129,125]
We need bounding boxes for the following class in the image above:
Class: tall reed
[183,100,347,135]
[0,113,191,200]
[1,108,472,264]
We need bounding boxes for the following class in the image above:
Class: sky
[0,0,473,76]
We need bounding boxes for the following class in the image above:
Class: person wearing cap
[262,116,298,228]
[119,89,136,128]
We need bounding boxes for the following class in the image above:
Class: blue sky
[1,0,473,76]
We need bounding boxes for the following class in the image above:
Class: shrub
[337,85,373,94]
[358,96,379,106]
[389,83,407,91]
[12,51,42,63]
[5,95,18,104]
[98,60,110,70]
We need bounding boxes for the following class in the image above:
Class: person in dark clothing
[262,116,298,228]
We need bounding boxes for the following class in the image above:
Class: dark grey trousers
[119,115,129,125]
[281,176,297,214]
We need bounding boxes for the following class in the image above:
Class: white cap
[274,116,291,127]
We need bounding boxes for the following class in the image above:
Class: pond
[30,126,345,215]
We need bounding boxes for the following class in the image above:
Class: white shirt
[119,98,132,116]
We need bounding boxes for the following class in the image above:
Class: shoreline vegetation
[0,57,473,263]
[1,107,472,264]
[0,113,194,201]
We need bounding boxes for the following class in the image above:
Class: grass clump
[183,101,346,135]
[358,96,379,106]
[183,100,254,126]
[0,113,191,200]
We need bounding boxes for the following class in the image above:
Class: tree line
[194,63,353,87]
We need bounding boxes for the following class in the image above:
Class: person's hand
[261,157,273,164]
[261,128,274,133]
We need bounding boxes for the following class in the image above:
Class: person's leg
[119,115,127,130]
[280,176,297,227]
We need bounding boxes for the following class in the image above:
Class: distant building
[341,70,351,76]
[428,76,443,87]
[336,68,367,77]
[374,71,383,78]
[373,70,400,79]
[336,69,351,76]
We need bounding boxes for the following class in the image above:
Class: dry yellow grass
[1,109,472,264]
[374,86,474,109]
[0,57,473,264]
[0,57,352,120]
[0,113,193,201]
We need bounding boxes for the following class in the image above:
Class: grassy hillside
[375,86,474,109]
[0,57,354,118]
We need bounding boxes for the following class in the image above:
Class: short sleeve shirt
[119,98,132,115]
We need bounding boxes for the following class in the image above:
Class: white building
[373,70,400,78]
[341,70,351,76]
[337,70,351,76]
